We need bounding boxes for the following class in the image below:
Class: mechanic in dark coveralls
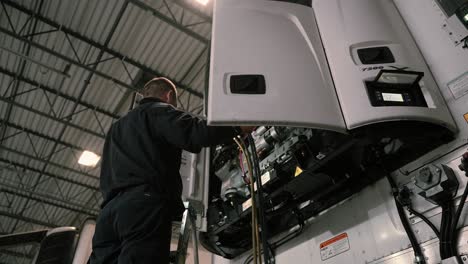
[90,77,252,263]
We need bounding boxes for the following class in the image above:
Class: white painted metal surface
[367,231,468,264]
[45,226,77,236]
[72,219,96,264]
[313,0,456,132]
[208,0,346,132]
[180,148,210,231]
[392,0,468,173]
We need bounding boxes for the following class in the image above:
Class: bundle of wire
[389,160,468,264]
[246,135,274,264]
[233,136,262,264]
[449,152,468,263]
[385,174,426,264]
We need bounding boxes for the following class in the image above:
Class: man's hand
[240,126,256,134]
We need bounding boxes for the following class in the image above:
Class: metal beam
[5,0,130,234]
[0,26,138,95]
[173,0,212,23]
[0,118,86,152]
[0,211,57,228]
[0,188,98,217]
[0,45,71,78]
[0,67,120,119]
[128,0,209,45]
[1,0,203,98]
[0,146,99,181]
[0,96,105,139]
[0,0,45,172]
[0,158,98,192]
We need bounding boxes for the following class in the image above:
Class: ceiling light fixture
[195,0,209,5]
[78,151,101,167]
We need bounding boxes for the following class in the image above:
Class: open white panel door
[208,0,346,132]
[180,149,210,231]
[313,0,457,132]
[72,219,96,264]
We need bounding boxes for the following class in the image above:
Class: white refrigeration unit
[208,0,456,133]
[190,0,466,262]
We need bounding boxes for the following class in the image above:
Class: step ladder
[171,202,199,264]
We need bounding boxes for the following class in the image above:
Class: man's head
[141,77,178,107]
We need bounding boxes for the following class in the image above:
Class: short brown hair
[141,77,177,98]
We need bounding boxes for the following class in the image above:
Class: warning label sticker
[320,233,350,261]
[448,71,468,100]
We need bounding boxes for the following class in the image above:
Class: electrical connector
[459,151,468,175]
[413,164,459,205]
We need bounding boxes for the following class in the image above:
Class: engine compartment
[200,122,454,258]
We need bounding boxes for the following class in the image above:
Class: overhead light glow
[78,151,101,167]
[464,13,468,22]
[380,232,388,240]
[195,0,209,5]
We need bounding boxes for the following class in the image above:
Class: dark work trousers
[90,187,173,264]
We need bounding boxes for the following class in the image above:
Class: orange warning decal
[320,233,348,249]
[464,113,468,123]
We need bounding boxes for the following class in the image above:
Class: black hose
[386,174,425,263]
[243,211,304,264]
[440,204,448,259]
[451,183,468,261]
[445,203,453,259]
[407,207,440,239]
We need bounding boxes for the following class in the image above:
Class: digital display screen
[377,72,419,85]
[382,93,404,102]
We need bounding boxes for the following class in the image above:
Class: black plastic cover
[357,47,395,65]
[230,75,266,94]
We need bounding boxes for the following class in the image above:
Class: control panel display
[366,70,427,107]
[382,92,404,102]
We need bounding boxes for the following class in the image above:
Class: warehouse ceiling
[0,0,211,262]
